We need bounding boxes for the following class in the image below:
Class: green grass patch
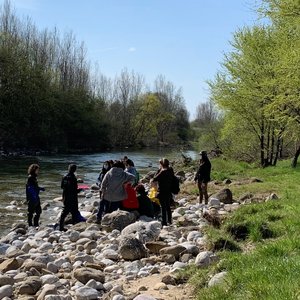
[187,159,300,299]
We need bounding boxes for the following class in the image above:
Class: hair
[68,164,77,173]
[135,183,146,194]
[200,151,210,164]
[159,158,169,168]
[28,164,39,175]
[113,160,125,170]
[125,159,135,167]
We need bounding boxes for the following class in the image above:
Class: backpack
[171,175,180,195]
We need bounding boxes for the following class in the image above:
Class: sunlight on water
[0,149,195,235]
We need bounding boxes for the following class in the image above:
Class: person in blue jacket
[26,164,45,227]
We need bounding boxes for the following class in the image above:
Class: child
[26,164,45,227]
[148,180,161,218]
[135,184,154,218]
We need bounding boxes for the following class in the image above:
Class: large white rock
[0,285,13,298]
[195,251,213,268]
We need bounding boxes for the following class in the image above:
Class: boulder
[18,276,42,295]
[121,221,161,242]
[215,188,233,204]
[159,245,186,259]
[119,234,148,261]
[0,258,19,272]
[0,285,13,299]
[145,241,168,254]
[75,286,99,300]
[102,210,136,231]
[73,267,105,284]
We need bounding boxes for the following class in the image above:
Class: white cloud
[128,47,136,52]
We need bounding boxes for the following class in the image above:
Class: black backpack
[171,175,180,195]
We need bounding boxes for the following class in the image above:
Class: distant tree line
[192,0,300,167]
[0,1,190,152]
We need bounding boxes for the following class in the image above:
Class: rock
[160,254,176,264]
[265,193,279,201]
[18,276,42,295]
[180,253,193,263]
[90,184,100,191]
[75,286,99,300]
[145,241,168,254]
[154,282,168,290]
[69,231,80,242]
[37,284,58,300]
[0,275,14,286]
[0,258,19,272]
[0,244,10,255]
[121,221,161,242]
[239,193,253,201]
[133,294,157,300]
[119,234,147,261]
[22,260,46,272]
[112,295,126,300]
[208,271,228,287]
[41,275,59,285]
[161,274,176,285]
[159,245,186,259]
[195,251,214,268]
[73,267,105,284]
[250,177,263,183]
[208,198,221,208]
[223,179,231,184]
[0,285,13,298]
[138,286,148,292]
[101,210,136,231]
[215,189,233,204]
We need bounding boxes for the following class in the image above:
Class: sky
[0,0,261,119]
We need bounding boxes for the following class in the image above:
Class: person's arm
[100,172,109,192]
[124,172,135,184]
[153,169,163,182]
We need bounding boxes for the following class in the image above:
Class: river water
[0,149,196,235]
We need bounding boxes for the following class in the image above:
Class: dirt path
[120,271,194,300]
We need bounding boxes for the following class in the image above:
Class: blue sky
[1,0,260,119]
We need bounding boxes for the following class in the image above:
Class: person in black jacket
[153,158,173,226]
[26,164,45,227]
[59,164,82,231]
[194,151,211,204]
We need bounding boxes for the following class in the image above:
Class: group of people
[25,151,211,230]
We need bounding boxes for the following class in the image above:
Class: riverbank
[0,158,295,299]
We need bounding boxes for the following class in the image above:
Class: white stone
[75,286,98,300]
[0,285,13,299]
[208,198,221,207]
[195,251,213,268]
[41,275,59,285]
[208,271,228,287]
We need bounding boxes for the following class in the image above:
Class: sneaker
[60,227,67,232]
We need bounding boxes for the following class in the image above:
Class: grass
[179,158,300,299]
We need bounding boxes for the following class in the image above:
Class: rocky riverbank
[0,169,277,300]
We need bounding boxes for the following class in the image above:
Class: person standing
[26,164,45,227]
[59,164,82,231]
[96,160,135,223]
[194,151,211,204]
[153,158,173,226]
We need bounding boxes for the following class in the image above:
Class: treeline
[192,0,300,167]
[0,1,190,152]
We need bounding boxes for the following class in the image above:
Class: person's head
[68,164,77,173]
[28,164,39,176]
[113,160,125,170]
[199,151,209,162]
[103,161,110,170]
[108,160,114,167]
[125,159,135,167]
[135,184,146,195]
[159,158,169,169]
[123,156,128,163]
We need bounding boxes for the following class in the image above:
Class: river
[0,149,196,235]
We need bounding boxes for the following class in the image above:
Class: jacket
[100,167,135,202]
[194,160,211,183]
[61,172,80,206]
[26,174,41,203]
[153,168,173,195]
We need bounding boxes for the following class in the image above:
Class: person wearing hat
[194,151,211,204]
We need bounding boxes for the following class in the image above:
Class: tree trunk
[291,145,300,168]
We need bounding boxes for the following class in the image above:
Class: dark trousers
[97,199,120,220]
[28,201,42,226]
[158,193,172,226]
[59,205,78,230]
